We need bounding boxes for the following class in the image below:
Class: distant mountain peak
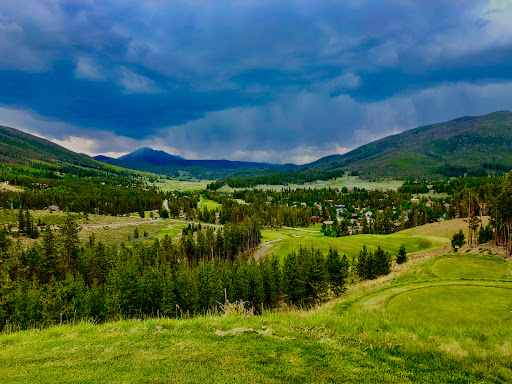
[118,147,185,163]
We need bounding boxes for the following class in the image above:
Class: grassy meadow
[154,178,212,192]
[0,208,171,247]
[247,175,403,192]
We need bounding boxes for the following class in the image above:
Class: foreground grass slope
[1,250,512,383]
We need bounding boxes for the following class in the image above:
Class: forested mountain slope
[215,111,512,187]
[0,125,120,175]
[307,110,512,177]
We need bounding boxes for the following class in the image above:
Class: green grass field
[387,284,512,326]
[260,218,461,262]
[2,251,512,383]
[154,178,212,192]
[153,224,184,240]
[247,175,403,192]
[1,209,169,247]
[199,195,222,211]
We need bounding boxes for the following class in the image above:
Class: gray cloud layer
[0,1,511,163]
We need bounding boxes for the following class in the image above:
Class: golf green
[431,255,512,280]
[387,285,512,326]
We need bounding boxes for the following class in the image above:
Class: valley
[2,3,512,382]
[1,113,512,383]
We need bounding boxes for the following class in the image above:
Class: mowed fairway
[260,219,463,262]
[199,195,222,211]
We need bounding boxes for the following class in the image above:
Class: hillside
[0,124,158,190]
[0,125,105,170]
[218,111,512,187]
[95,147,280,179]
[307,110,512,177]
[2,239,512,382]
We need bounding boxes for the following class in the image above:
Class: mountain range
[94,147,279,179]
[300,110,512,178]
[2,110,512,182]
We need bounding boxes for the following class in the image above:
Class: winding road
[254,239,282,260]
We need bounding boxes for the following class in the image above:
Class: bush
[451,229,465,252]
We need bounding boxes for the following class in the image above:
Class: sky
[1,0,512,164]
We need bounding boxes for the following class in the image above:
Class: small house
[44,205,61,213]
[311,216,322,224]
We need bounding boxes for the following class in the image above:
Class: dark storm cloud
[0,0,511,162]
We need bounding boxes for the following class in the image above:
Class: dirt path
[254,239,282,260]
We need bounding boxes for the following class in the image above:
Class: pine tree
[396,245,407,264]
[365,250,377,280]
[282,250,304,303]
[303,247,328,304]
[42,224,61,282]
[374,246,391,276]
[59,216,81,273]
[24,210,31,237]
[326,248,349,296]
[356,245,368,279]
[270,254,281,304]
[0,270,12,328]
[17,208,25,236]
[0,227,12,260]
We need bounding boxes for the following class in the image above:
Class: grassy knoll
[80,221,168,247]
[2,252,512,383]
[0,209,154,228]
[0,209,170,247]
[0,183,24,192]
